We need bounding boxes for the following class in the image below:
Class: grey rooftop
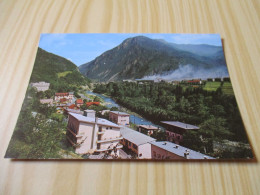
[110,111,130,116]
[161,121,199,130]
[151,141,214,159]
[69,113,120,128]
[120,126,156,146]
[139,125,158,130]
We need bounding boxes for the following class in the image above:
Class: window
[106,127,108,130]
[139,153,142,157]
[177,136,180,140]
[110,127,112,129]
[153,151,156,157]
[132,144,138,150]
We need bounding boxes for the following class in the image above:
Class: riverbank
[86,91,163,129]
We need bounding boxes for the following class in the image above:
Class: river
[86,91,162,128]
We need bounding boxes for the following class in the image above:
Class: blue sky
[38,33,222,66]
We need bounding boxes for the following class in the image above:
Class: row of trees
[94,82,252,158]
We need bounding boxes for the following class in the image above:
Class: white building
[31,81,50,91]
[120,126,156,159]
[109,111,130,126]
[40,99,53,105]
[66,111,123,156]
[55,92,74,102]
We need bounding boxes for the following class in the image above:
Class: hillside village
[26,79,239,160]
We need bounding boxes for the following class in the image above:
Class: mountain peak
[79,36,226,82]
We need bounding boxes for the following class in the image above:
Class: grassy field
[57,71,72,78]
[203,82,221,91]
[222,82,234,95]
[203,81,234,95]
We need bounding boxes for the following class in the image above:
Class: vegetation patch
[57,71,72,78]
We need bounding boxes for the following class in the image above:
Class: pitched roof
[69,113,120,128]
[110,111,130,116]
[120,126,156,146]
[55,92,69,96]
[187,79,201,83]
[60,98,68,102]
[66,109,83,115]
[76,99,83,104]
[86,102,100,107]
[68,104,76,109]
[139,125,158,130]
[151,141,214,159]
[161,121,199,130]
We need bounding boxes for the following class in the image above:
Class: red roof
[55,92,69,96]
[86,102,100,107]
[60,98,68,103]
[76,99,83,104]
[68,104,76,109]
[187,80,200,83]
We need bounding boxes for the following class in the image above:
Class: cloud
[142,64,229,81]
[39,34,69,47]
[171,34,221,46]
[147,34,165,40]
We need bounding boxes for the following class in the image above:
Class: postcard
[5,33,254,160]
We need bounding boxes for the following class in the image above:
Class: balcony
[97,129,106,134]
[67,128,83,138]
[95,144,123,152]
[96,137,123,143]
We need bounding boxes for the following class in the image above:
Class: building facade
[40,98,53,105]
[66,112,123,156]
[55,92,74,102]
[120,126,156,159]
[151,141,214,160]
[109,111,130,126]
[31,81,50,91]
[161,121,199,144]
[76,99,83,107]
[138,125,158,136]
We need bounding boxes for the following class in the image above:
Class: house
[76,99,83,107]
[55,92,74,102]
[109,111,130,126]
[187,79,202,85]
[161,121,199,144]
[172,81,180,85]
[138,125,158,136]
[120,126,156,159]
[31,81,50,91]
[40,98,53,105]
[83,110,96,118]
[151,141,214,160]
[86,102,100,107]
[60,98,68,103]
[68,104,78,109]
[66,111,123,156]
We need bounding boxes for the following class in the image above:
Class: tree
[110,107,119,111]
[93,96,102,102]
[44,89,54,98]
